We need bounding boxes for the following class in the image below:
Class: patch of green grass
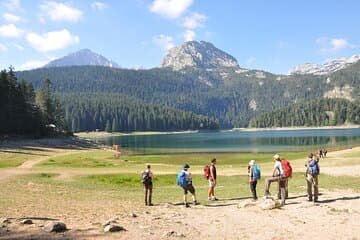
[122,152,307,166]
[0,150,46,168]
[40,150,119,168]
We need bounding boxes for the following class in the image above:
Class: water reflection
[97,128,360,153]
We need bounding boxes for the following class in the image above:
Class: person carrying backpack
[264,154,287,205]
[305,153,320,202]
[141,163,153,206]
[248,160,260,200]
[177,163,198,208]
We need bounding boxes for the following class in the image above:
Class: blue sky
[0,0,359,74]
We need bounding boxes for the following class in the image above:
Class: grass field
[0,144,359,215]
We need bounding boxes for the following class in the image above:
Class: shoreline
[229,124,360,132]
[75,125,360,138]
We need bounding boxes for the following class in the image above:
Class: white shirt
[274,161,284,176]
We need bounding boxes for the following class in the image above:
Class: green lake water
[96,128,360,154]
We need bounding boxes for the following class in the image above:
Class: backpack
[308,159,320,176]
[281,159,292,177]
[141,171,151,184]
[204,165,210,179]
[253,165,261,180]
[176,171,188,188]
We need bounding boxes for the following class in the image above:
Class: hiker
[323,149,327,157]
[319,149,323,158]
[141,163,153,206]
[305,153,320,202]
[264,154,287,205]
[177,163,198,208]
[248,159,260,200]
[208,158,218,201]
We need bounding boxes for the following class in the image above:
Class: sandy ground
[0,139,359,239]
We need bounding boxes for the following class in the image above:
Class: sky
[0,0,359,74]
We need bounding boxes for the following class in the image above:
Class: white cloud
[20,59,50,70]
[152,34,174,51]
[246,57,256,65]
[40,1,83,22]
[26,29,80,52]
[316,37,354,52]
[183,29,195,41]
[278,41,289,49]
[3,0,23,12]
[0,43,7,52]
[183,12,206,29]
[0,24,24,37]
[3,13,22,22]
[330,38,349,50]
[12,43,24,51]
[150,0,193,19]
[91,1,108,10]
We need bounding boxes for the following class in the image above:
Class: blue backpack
[253,165,261,180]
[308,160,320,176]
[176,171,188,188]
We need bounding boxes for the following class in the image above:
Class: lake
[96,128,360,154]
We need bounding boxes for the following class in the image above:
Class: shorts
[209,179,216,188]
[183,184,195,194]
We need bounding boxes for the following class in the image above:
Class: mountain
[289,54,360,75]
[15,41,360,130]
[161,41,240,70]
[44,49,120,68]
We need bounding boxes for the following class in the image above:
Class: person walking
[248,159,259,200]
[178,163,198,208]
[208,158,218,201]
[305,153,320,202]
[264,154,287,205]
[141,163,153,206]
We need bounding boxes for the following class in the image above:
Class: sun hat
[273,154,280,160]
[183,163,190,169]
[249,160,255,166]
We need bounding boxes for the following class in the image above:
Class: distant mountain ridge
[44,49,120,68]
[161,41,240,70]
[289,54,360,75]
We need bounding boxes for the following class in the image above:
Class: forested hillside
[58,93,219,132]
[249,98,360,128]
[15,61,360,129]
[0,68,68,137]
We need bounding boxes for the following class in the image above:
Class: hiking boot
[211,196,218,201]
[148,203,154,206]
[185,203,190,208]
[193,201,199,205]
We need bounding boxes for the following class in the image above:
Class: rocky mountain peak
[44,49,120,68]
[289,54,360,75]
[161,41,239,70]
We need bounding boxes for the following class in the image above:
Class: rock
[104,224,126,232]
[163,230,185,238]
[260,197,279,210]
[102,217,119,227]
[43,221,67,232]
[0,218,10,224]
[21,219,33,225]
[129,213,137,218]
